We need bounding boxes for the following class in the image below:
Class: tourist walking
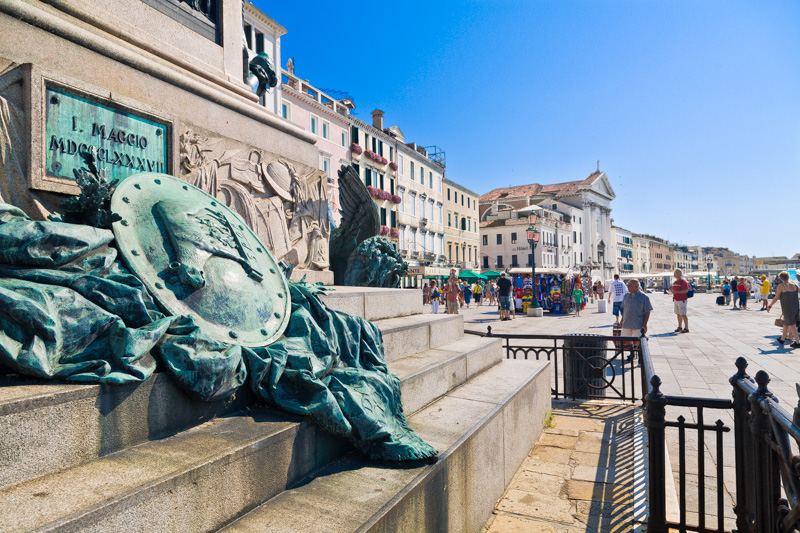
[597,281,605,301]
[430,281,440,314]
[464,282,472,308]
[737,279,748,309]
[444,277,460,315]
[497,272,513,321]
[753,277,763,307]
[760,275,770,310]
[573,284,584,317]
[473,282,482,306]
[722,280,731,305]
[608,274,628,325]
[422,282,430,305]
[767,271,800,347]
[620,279,652,336]
[668,268,690,333]
[731,277,739,309]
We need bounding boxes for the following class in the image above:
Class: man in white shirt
[607,274,628,325]
[752,277,763,305]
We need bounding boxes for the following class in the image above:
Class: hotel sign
[45,87,168,183]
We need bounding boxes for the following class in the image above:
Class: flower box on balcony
[367,186,393,202]
[390,227,399,238]
[390,194,402,205]
[389,161,398,171]
[350,143,363,155]
[364,150,388,165]
[379,225,390,236]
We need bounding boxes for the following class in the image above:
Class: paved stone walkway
[484,401,641,533]
[448,291,794,531]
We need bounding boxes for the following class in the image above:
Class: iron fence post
[749,370,779,533]
[730,357,753,533]
[646,374,668,533]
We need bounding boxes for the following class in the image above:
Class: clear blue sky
[256,0,800,258]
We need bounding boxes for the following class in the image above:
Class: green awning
[458,270,481,280]
[481,270,502,279]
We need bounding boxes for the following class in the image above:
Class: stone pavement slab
[484,402,640,533]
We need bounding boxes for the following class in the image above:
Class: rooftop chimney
[371,109,384,130]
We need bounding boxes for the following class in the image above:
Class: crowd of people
[419,268,800,349]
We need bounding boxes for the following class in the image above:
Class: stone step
[0,373,252,490]
[219,359,551,533]
[319,286,423,321]
[0,339,517,533]
[0,310,459,489]
[388,335,503,415]
[374,312,464,362]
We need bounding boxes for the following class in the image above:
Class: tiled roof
[480,172,604,202]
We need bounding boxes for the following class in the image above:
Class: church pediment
[589,173,616,200]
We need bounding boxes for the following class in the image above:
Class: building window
[447,188,451,201]
[389,147,394,162]
[364,168,371,187]
[399,154,405,175]
[399,190,405,212]
[321,154,331,174]
[497,255,504,267]
[321,120,330,140]
[391,210,396,228]
[448,213,451,227]
[410,193,416,216]
[379,173,384,191]
[438,204,443,223]
[281,101,290,120]
[380,207,387,226]
[310,115,318,135]
[351,125,359,145]
[390,178,395,195]
[420,166,424,183]
[461,218,466,230]
[482,235,487,246]
[399,226,405,249]
[511,255,518,267]
[511,232,517,244]
[429,171,433,188]
[469,248,472,261]
[410,162,415,181]
[496,234,502,245]
[467,198,470,208]
[483,256,489,269]
[528,253,532,266]
[461,195,464,206]
[341,130,347,147]
[454,191,457,203]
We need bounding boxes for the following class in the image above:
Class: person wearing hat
[760,275,770,310]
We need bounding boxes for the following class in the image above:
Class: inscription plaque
[45,87,168,184]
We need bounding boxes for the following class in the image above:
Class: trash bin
[563,334,608,399]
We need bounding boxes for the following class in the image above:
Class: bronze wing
[329,164,380,285]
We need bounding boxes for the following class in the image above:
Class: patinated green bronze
[111,173,290,347]
[56,148,121,229]
[344,236,409,288]
[329,165,407,288]
[0,172,436,462]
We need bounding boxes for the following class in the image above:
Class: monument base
[528,306,544,317]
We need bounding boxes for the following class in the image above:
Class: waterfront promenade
[456,291,793,531]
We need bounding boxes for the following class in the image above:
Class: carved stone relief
[178,126,330,272]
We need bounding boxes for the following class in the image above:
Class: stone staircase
[0,287,550,532]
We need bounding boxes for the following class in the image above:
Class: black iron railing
[466,328,800,532]
[465,326,646,403]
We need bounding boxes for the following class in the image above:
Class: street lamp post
[526,214,541,315]
[705,253,713,291]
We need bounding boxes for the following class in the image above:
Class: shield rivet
[269,268,276,274]
[229,331,238,339]
[182,185,188,190]
[131,250,140,256]
[154,179,161,185]
[155,282,164,289]
[134,183,142,190]
[121,220,129,226]
[260,329,268,335]
[278,293,283,298]
[210,201,217,206]
[274,313,281,319]
[256,247,262,253]
[122,197,130,204]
